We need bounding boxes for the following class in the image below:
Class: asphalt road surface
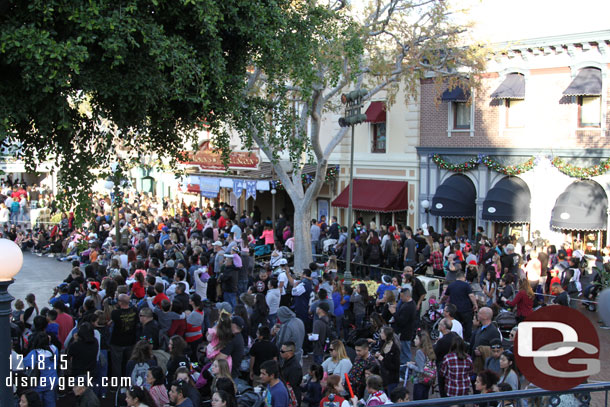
[10,252,72,309]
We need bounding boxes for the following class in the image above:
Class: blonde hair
[432,242,441,253]
[327,255,338,270]
[330,340,349,363]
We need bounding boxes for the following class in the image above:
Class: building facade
[418,30,610,249]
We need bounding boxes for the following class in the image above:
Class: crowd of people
[2,181,603,407]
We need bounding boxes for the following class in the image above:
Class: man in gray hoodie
[274,306,305,363]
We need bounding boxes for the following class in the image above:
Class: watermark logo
[515,305,600,391]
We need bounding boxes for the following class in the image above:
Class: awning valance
[441,87,469,102]
[430,174,476,218]
[563,68,602,96]
[490,73,525,99]
[482,176,531,223]
[551,180,608,231]
[365,101,386,123]
[332,179,408,213]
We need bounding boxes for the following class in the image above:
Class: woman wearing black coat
[375,326,401,394]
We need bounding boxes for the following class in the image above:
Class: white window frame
[447,91,475,137]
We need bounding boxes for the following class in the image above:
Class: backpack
[283,381,298,407]
[130,362,151,388]
[419,357,437,386]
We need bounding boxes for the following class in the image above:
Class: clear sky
[453,0,610,43]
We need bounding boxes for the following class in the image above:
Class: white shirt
[278,271,288,296]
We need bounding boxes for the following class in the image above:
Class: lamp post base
[0,280,15,407]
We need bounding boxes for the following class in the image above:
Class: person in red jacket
[131,270,146,299]
[503,279,534,322]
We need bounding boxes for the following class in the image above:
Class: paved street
[10,252,72,308]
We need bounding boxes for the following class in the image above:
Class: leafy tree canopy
[0,0,302,219]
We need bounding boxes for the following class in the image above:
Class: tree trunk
[291,201,313,273]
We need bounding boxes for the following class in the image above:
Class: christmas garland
[431,154,535,175]
[551,157,610,179]
[431,154,479,172]
[481,156,535,176]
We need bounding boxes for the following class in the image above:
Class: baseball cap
[212,241,223,247]
[215,302,233,313]
[468,260,478,266]
[162,226,169,232]
[166,260,175,268]
[231,316,245,330]
[317,302,330,313]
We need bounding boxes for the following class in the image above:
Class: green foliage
[0,0,294,221]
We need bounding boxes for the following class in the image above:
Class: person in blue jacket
[24,331,60,407]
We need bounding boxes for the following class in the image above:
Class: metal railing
[389,381,609,406]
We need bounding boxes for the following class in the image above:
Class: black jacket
[281,355,303,405]
[220,265,239,293]
[394,300,416,341]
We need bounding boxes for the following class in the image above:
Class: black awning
[563,68,602,96]
[482,176,531,223]
[551,180,608,231]
[490,73,525,99]
[441,87,469,102]
[430,174,476,218]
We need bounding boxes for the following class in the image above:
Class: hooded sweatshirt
[24,348,59,391]
[276,306,305,358]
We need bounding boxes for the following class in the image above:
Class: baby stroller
[420,297,443,340]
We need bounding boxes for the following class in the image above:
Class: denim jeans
[237,280,248,297]
[268,313,277,327]
[400,339,412,376]
[94,349,108,397]
[312,241,318,255]
[413,383,431,400]
[224,292,237,309]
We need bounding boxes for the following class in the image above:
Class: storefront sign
[182,142,259,171]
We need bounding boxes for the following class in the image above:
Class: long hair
[449,335,469,360]
[169,335,188,358]
[130,339,153,363]
[501,351,518,381]
[215,312,233,350]
[519,278,535,300]
[330,340,349,363]
[358,283,370,303]
[254,293,269,316]
[417,330,436,362]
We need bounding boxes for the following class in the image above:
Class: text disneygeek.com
[5,373,131,391]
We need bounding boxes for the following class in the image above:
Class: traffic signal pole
[339,89,367,287]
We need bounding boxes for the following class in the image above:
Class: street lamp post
[338,89,367,287]
[106,162,125,247]
[0,239,23,407]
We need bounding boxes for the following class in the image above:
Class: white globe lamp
[0,238,22,282]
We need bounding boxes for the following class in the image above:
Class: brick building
[417,30,610,248]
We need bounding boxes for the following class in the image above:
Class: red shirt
[132,281,146,299]
[153,292,170,306]
[56,312,74,347]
